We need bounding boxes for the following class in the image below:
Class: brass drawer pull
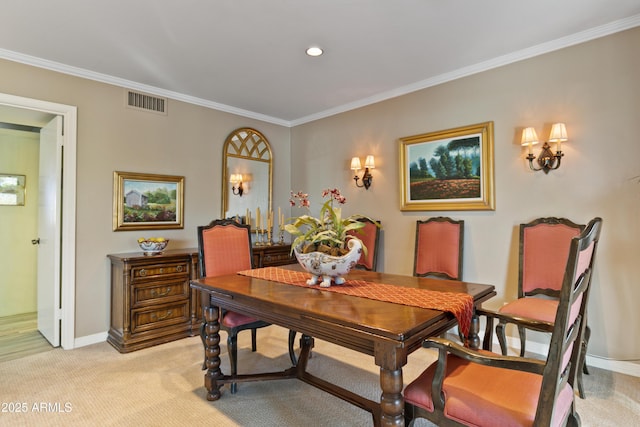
[139,269,147,277]
[159,268,164,274]
[150,287,172,297]
[151,310,173,321]
[176,265,183,272]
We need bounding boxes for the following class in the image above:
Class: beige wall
[0,129,39,316]
[291,27,640,360]
[0,59,292,337]
[0,26,637,361]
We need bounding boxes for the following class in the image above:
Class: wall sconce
[521,123,568,174]
[350,155,375,189]
[230,173,244,196]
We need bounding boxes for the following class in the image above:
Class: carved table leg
[379,367,404,427]
[203,305,223,401]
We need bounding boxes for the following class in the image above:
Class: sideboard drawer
[132,280,189,307]
[131,301,190,334]
[253,244,294,268]
[131,262,189,282]
[264,251,293,265]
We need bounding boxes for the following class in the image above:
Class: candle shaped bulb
[549,123,567,153]
[521,127,539,155]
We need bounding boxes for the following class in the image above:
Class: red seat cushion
[404,352,574,427]
[499,297,559,323]
[222,311,260,328]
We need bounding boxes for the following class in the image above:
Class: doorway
[0,93,77,350]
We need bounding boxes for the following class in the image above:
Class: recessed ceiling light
[306,46,323,57]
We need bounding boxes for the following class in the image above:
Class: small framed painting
[113,171,184,231]
[399,122,495,211]
[0,174,26,206]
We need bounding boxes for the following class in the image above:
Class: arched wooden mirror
[221,128,272,224]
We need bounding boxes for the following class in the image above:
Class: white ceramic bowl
[137,238,169,256]
[294,238,362,287]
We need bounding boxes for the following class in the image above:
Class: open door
[37,116,63,346]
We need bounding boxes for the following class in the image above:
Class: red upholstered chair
[487,217,591,399]
[404,218,602,427]
[414,217,463,280]
[414,217,464,341]
[495,217,584,358]
[347,217,381,271]
[197,219,270,393]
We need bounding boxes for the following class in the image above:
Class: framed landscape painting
[113,171,184,231]
[399,122,495,211]
[0,174,26,206]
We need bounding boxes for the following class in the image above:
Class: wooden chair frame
[197,218,270,393]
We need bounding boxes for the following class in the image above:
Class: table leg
[203,305,223,401]
[379,367,404,427]
[376,342,406,427]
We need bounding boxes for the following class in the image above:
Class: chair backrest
[347,218,381,271]
[413,217,463,280]
[519,217,584,298]
[535,217,602,426]
[197,219,253,278]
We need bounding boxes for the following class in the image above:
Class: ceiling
[2,1,640,127]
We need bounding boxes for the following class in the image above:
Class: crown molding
[0,48,290,127]
[2,14,639,128]
[291,14,640,126]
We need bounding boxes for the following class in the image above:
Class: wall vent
[126,90,167,115]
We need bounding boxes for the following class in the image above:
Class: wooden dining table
[190,264,495,427]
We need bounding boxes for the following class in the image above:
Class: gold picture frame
[399,122,495,211]
[113,171,184,231]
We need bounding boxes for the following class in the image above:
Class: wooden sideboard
[107,248,200,353]
[252,243,295,268]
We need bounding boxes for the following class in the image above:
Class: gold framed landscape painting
[113,171,184,231]
[399,122,495,211]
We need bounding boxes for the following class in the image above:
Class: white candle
[256,207,261,230]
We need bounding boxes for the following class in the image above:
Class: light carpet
[0,327,637,426]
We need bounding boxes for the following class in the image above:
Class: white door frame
[0,93,76,350]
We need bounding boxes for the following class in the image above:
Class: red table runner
[237,267,474,337]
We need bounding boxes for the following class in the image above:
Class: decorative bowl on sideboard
[137,238,169,256]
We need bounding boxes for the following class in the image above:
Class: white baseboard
[71,330,640,378]
[73,331,108,349]
[502,336,640,378]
